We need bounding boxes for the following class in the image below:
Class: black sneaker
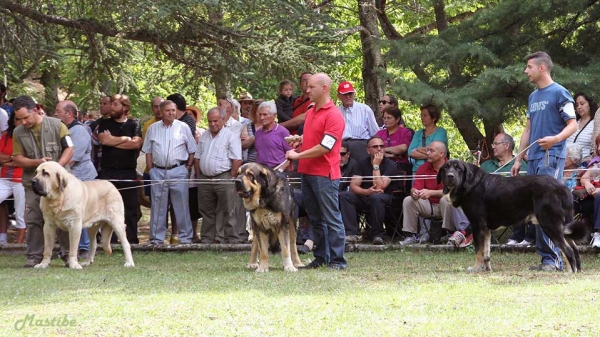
[328,263,347,270]
[299,260,325,270]
[372,237,384,245]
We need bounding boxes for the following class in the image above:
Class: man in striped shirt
[337,81,379,162]
[142,100,196,245]
[194,107,243,244]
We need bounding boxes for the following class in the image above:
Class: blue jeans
[293,189,314,243]
[301,174,347,267]
[528,155,565,270]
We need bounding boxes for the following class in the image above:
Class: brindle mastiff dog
[235,162,304,272]
[437,159,585,272]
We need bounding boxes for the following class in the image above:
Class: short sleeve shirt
[527,82,575,160]
[297,100,345,179]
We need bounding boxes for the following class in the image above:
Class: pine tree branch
[0,0,241,50]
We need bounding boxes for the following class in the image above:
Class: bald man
[286,73,347,270]
[54,101,97,181]
[399,141,456,245]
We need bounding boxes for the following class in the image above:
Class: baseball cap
[338,81,355,94]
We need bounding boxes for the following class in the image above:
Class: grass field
[1,250,599,337]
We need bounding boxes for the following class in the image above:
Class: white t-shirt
[0,108,8,133]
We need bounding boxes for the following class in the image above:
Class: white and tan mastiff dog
[31,161,134,269]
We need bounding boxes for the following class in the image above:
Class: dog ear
[437,162,447,185]
[56,173,68,193]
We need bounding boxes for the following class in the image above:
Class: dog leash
[492,139,539,174]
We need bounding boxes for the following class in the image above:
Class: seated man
[399,141,456,245]
[339,136,400,245]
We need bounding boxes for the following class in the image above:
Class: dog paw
[284,266,298,272]
[247,263,259,269]
[124,261,135,268]
[69,263,83,270]
[467,265,486,273]
[33,263,49,269]
[255,267,269,273]
[80,261,92,267]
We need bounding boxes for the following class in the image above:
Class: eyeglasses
[379,100,392,105]
[491,142,506,147]
[369,145,385,149]
[340,152,348,156]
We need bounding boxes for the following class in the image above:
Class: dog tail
[564,220,588,241]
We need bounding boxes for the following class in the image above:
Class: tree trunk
[40,66,60,116]
[357,0,385,123]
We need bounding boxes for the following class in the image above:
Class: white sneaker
[399,235,419,246]
[518,240,533,246]
[506,239,519,246]
[591,232,600,249]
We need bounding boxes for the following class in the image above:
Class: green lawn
[1,250,599,337]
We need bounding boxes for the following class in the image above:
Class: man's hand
[286,149,300,161]
[510,161,521,177]
[372,152,383,166]
[366,186,384,195]
[538,135,560,150]
[417,189,433,200]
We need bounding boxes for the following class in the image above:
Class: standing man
[337,81,379,162]
[54,100,98,258]
[286,72,347,270]
[143,100,196,245]
[511,51,577,271]
[89,95,112,171]
[141,97,164,197]
[98,94,143,244]
[194,107,243,244]
[11,95,74,267]
[238,93,255,119]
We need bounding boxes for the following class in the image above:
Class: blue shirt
[527,82,575,160]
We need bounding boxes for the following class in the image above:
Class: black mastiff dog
[235,162,304,272]
[437,160,585,272]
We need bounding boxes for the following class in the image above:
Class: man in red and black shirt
[399,140,456,245]
[286,72,347,270]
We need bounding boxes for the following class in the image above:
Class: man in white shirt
[143,100,196,245]
[194,107,243,244]
[337,81,379,161]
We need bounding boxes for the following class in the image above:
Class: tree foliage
[2,0,600,161]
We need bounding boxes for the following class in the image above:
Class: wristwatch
[372,165,380,171]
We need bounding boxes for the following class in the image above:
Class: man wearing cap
[239,93,254,119]
[337,81,379,162]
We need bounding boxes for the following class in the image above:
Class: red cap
[337,81,355,94]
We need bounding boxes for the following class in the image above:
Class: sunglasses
[340,152,348,156]
[379,100,392,104]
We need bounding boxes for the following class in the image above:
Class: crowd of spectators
[1,53,600,271]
